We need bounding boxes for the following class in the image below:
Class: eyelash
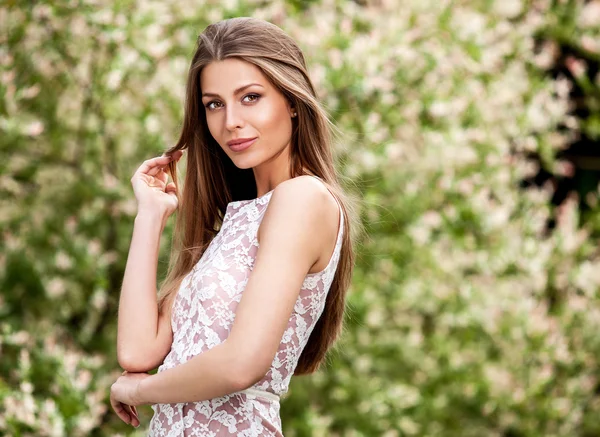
[204,94,261,111]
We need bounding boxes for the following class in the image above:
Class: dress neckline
[226,188,275,209]
[225,174,321,209]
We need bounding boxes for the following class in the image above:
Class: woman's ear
[286,97,297,118]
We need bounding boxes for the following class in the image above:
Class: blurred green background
[2,0,600,435]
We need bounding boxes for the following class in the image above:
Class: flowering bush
[1,0,599,435]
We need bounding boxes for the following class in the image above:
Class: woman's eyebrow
[202,83,264,98]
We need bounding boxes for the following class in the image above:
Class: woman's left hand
[111,371,152,407]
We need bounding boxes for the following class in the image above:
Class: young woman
[110,17,357,436]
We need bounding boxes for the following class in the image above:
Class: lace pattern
[149,178,344,436]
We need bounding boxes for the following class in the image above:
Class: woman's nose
[225,105,244,131]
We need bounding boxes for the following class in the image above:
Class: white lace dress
[148,176,344,436]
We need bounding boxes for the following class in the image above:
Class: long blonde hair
[160,17,359,375]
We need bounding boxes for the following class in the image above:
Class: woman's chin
[230,156,258,170]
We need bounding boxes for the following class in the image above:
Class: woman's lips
[228,138,257,152]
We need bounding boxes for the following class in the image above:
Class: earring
[291,111,297,117]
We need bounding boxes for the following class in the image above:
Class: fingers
[111,386,140,428]
[111,400,140,427]
[154,168,169,184]
[148,157,178,178]
[135,151,183,178]
[111,397,132,424]
[170,150,184,161]
[136,155,173,177]
[165,182,177,194]
[124,403,140,427]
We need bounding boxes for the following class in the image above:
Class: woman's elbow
[117,352,156,373]
[232,350,273,388]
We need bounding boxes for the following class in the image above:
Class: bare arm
[117,210,172,372]
[116,151,183,372]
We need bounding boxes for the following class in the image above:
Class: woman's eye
[243,94,261,103]
[205,101,222,111]
[204,94,260,111]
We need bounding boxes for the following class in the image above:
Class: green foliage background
[1,0,600,436]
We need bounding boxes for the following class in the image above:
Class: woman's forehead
[200,59,269,95]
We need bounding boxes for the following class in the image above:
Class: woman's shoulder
[270,175,339,216]
[257,175,341,259]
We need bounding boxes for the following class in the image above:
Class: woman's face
[200,58,295,170]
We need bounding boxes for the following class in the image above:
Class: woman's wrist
[134,377,151,406]
[135,209,168,231]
